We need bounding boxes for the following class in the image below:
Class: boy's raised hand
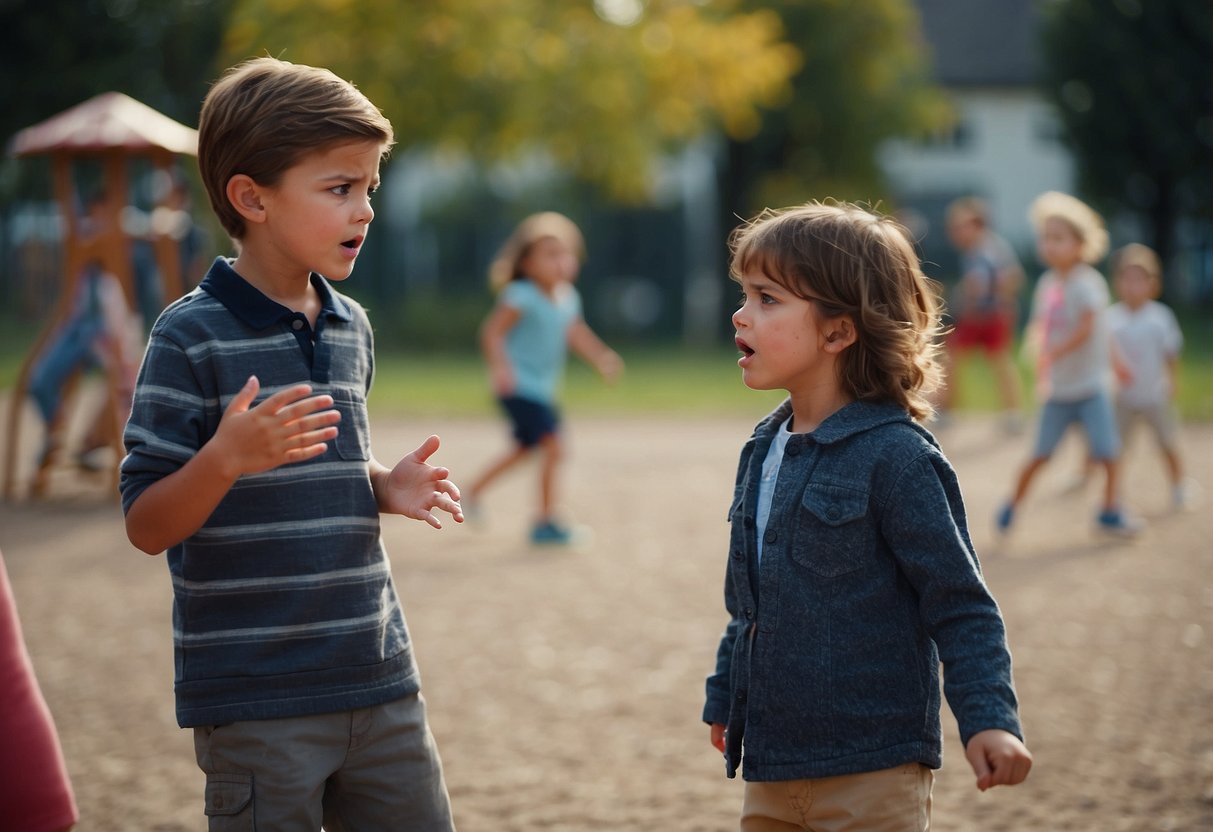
[214,376,341,478]
[964,729,1033,791]
[378,435,463,529]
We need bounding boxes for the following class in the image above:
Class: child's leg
[1083,393,1123,513]
[192,714,341,829]
[466,445,530,499]
[741,765,932,832]
[537,431,564,521]
[322,693,454,832]
[1012,400,1075,506]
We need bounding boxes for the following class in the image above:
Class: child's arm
[479,304,522,395]
[125,375,341,555]
[567,318,623,383]
[1045,307,1095,362]
[369,435,463,529]
[965,729,1033,791]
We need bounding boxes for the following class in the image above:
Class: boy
[705,202,1031,831]
[939,197,1025,431]
[120,57,462,830]
[996,191,1138,536]
[1107,243,1193,510]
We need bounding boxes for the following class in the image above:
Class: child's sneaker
[1173,479,1203,512]
[995,502,1015,535]
[530,520,575,546]
[1096,508,1143,537]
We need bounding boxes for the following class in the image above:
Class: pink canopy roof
[8,91,197,157]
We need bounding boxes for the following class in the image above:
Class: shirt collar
[198,256,353,330]
[752,398,912,445]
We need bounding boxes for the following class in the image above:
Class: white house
[880,0,1076,267]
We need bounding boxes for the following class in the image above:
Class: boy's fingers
[408,435,441,464]
[226,375,260,414]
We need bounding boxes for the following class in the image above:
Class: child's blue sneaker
[995,502,1015,535]
[530,520,574,546]
[1096,508,1142,538]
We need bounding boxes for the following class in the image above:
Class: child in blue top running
[466,212,623,545]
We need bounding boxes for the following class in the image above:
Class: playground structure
[3,92,198,500]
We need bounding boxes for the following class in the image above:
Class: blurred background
[0,0,1210,406]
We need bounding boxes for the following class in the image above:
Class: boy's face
[1115,264,1154,308]
[1037,217,1084,271]
[732,272,837,397]
[520,236,579,289]
[254,140,385,281]
[947,214,981,251]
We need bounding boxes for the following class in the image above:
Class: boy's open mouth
[341,236,363,250]
[736,337,754,357]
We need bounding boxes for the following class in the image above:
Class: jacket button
[743,607,754,619]
[743,516,755,529]
[292,318,305,331]
[731,549,743,561]
[736,690,747,702]
[786,443,800,456]
[827,506,840,520]
[764,529,777,544]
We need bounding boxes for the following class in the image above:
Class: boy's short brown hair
[729,201,943,421]
[198,57,395,239]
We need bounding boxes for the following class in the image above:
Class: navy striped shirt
[120,257,418,728]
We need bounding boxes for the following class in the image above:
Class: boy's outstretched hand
[964,729,1032,791]
[214,376,341,478]
[376,435,463,529]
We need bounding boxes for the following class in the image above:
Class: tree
[222,0,799,201]
[0,0,233,147]
[1039,0,1213,275]
[723,0,952,215]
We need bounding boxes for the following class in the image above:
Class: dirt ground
[2,398,1211,830]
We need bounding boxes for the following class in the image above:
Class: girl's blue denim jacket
[704,399,1023,781]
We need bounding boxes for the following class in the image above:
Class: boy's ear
[823,317,857,352]
[226,174,267,225]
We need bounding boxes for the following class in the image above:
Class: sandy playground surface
[2,397,1212,831]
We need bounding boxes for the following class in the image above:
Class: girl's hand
[597,350,625,385]
[379,435,463,529]
[964,729,1033,791]
[709,723,726,754]
[490,362,515,397]
[212,376,341,479]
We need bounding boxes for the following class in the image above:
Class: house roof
[8,91,197,158]
[914,0,1040,87]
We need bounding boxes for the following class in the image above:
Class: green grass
[3,314,1210,422]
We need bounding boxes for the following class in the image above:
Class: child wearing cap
[1107,243,1196,511]
[996,191,1139,536]
[465,212,624,545]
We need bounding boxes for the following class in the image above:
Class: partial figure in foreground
[704,201,1031,831]
[465,211,623,546]
[0,548,78,832]
[120,57,461,830]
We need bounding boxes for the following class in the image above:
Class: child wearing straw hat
[996,191,1139,536]
[466,212,623,545]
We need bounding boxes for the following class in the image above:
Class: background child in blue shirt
[704,201,1031,830]
[465,212,623,545]
[120,57,462,830]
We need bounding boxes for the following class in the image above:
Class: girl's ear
[823,316,857,352]
[226,175,266,225]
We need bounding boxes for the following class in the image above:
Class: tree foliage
[1039,0,1213,266]
[725,0,953,213]
[223,0,799,201]
[0,0,233,147]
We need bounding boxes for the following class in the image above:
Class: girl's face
[732,272,837,398]
[520,236,579,290]
[1115,264,1154,309]
[1037,216,1084,272]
